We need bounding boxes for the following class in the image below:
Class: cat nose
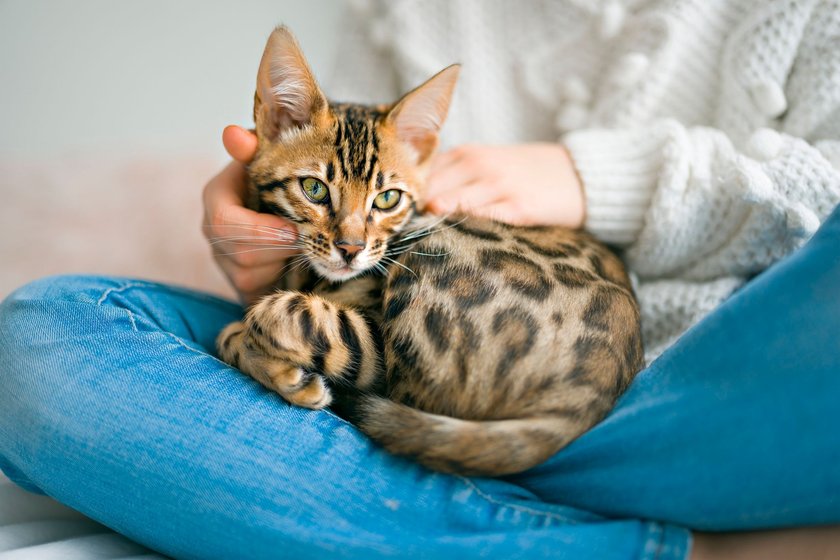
[334,239,366,264]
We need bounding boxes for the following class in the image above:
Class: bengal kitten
[216,27,644,476]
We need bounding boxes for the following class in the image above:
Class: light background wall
[0,0,345,529]
[0,0,342,159]
[0,1,344,298]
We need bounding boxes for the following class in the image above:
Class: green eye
[301,177,329,202]
[373,189,402,210]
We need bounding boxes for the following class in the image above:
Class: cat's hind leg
[216,291,381,409]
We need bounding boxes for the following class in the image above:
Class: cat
[216,26,644,476]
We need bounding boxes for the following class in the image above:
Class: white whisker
[381,256,417,277]
[409,251,451,257]
[203,223,300,235]
[371,261,389,277]
[209,237,305,248]
[276,253,313,282]
[215,246,307,257]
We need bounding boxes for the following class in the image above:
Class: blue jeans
[1,207,839,560]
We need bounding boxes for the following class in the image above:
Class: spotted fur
[216,27,644,476]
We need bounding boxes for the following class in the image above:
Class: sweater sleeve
[566,121,840,280]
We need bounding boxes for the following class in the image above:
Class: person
[1,0,839,558]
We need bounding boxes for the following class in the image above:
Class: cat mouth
[313,261,366,282]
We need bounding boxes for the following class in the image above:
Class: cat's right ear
[254,26,328,141]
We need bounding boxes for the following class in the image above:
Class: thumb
[222,125,258,164]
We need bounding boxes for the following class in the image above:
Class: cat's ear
[254,26,328,141]
[386,64,460,164]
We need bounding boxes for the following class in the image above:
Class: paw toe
[288,375,332,409]
[266,362,305,388]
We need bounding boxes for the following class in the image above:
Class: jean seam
[456,475,580,525]
[96,281,241,335]
[639,521,690,560]
[141,281,241,312]
[644,522,662,560]
[96,283,146,332]
[95,280,240,314]
[96,282,150,306]
[126,311,137,331]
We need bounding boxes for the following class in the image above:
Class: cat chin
[311,261,366,283]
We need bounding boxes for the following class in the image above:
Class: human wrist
[556,144,586,229]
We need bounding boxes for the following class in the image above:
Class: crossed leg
[1,206,839,559]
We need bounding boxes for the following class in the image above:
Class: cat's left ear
[254,26,328,141]
[386,64,461,164]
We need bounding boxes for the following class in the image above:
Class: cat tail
[351,394,580,476]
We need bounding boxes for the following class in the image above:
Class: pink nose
[334,239,365,264]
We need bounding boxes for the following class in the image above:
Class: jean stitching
[96,282,150,306]
[96,283,148,332]
[456,475,579,525]
[160,329,228,366]
[657,525,688,560]
[641,522,662,560]
[127,311,137,331]
[140,282,241,312]
[96,282,240,335]
[639,522,690,560]
[96,281,240,314]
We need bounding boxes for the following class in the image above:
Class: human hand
[424,143,586,229]
[202,125,299,305]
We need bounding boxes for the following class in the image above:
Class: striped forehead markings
[331,103,384,184]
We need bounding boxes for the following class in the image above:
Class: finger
[212,228,301,268]
[222,125,258,163]
[204,182,300,266]
[203,162,294,236]
[426,183,504,215]
[201,158,251,224]
[204,191,297,244]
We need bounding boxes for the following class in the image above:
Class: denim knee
[0,274,132,412]
[3,275,133,308]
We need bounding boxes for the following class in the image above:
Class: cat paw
[262,361,333,409]
[216,320,332,409]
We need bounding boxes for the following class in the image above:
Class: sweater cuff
[564,127,670,246]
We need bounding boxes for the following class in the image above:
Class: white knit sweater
[330,0,840,362]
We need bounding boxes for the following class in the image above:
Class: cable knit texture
[331,0,840,362]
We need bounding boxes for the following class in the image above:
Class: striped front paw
[216,320,333,409]
[216,291,381,409]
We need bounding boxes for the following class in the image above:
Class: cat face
[248,26,459,282]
